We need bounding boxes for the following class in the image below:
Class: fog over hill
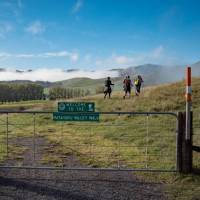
[0,62,200,87]
[120,63,200,85]
[191,61,200,75]
[120,64,184,85]
[0,68,118,82]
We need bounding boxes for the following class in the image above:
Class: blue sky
[0,0,200,71]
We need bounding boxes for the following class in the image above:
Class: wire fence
[193,110,200,169]
[192,77,200,171]
[0,111,177,172]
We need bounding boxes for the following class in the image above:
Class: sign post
[53,102,99,122]
[58,102,95,112]
[181,66,193,173]
[53,112,99,122]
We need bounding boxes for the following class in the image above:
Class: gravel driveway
[0,136,167,200]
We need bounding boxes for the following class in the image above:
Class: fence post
[176,112,193,173]
[185,67,192,140]
[176,112,183,172]
[182,66,193,173]
[182,112,193,173]
[6,113,9,158]
[33,113,36,165]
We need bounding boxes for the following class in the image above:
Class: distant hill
[1,61,200,91]
[119,64,188,85]
[0,80,55,88]
[0,77,123,94]
[0,68,6,72]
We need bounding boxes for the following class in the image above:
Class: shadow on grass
[0,176,94,200]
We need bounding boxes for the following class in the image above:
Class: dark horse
[104,77,114,99]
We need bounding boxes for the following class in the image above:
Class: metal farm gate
[0,111,178,172]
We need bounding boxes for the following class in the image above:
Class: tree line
[0,83,92,103]
[48,87,91,100]
[0,83,44,103]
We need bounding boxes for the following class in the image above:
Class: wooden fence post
[176,112,193,173]
[182,112,193,173]
[176,112,183,172]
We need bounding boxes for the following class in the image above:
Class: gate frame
[0,111,180,172]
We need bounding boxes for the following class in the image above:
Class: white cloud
[114,56,131,65]
[95,45,167,67]
[72,0,83,13]
[70,53,79,62]
[0,51,79,62]
[95,60,103,66]
[0,22,13,39]
[15,54,35,58]
[25,21,45,35]
[0,68,118,82]
[0,52,11,58]
[151,45,164,58]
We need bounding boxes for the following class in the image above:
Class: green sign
[53,112,99,121]
[58,102,95,112]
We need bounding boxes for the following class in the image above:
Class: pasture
[0,78,200,199]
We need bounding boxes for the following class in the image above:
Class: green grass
[0,100,55,111]
[0,77,200,199]
[54,77,123,94]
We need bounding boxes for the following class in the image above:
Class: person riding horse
[104,77,114,99]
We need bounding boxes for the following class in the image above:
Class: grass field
[54,77,123,94]
[0,78,200,199]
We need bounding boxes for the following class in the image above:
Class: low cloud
[114,45,165,66]
[151,45,164,59]
[25,21,45,35]
[0,68,118,82]
[0,51,79,62]
[114,56,132,65]
[95,45,178,67]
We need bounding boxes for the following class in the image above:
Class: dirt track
[0,137,167,200]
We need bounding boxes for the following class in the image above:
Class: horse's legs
[104,92,107,99]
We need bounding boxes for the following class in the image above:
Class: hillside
[0,77,200,200]
[120,63,200,85]
[54,77,123,93]
[120,64,183,85]
[55,64,200,90]
[1,77,200,113]
[79,77,199,113]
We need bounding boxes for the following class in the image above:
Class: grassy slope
[0,77,200,199]
[54,77,123,93]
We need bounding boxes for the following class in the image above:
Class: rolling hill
[0,61,200,92]
[0,77,200,200]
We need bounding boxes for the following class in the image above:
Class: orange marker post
[186,67,192,140]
